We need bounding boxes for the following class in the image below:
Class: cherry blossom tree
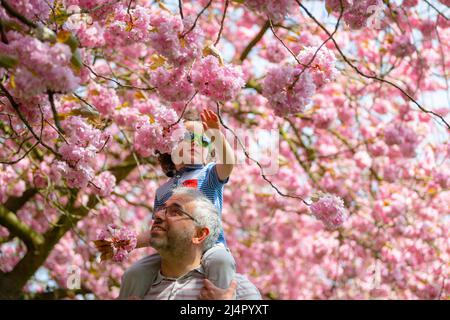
[0,0,449,300]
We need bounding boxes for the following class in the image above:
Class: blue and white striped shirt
[154,163,229,245]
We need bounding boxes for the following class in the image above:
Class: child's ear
[192,227,210,245]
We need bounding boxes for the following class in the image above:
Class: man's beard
[150,228,194,256]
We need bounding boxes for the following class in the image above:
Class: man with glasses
[122,187,261,300]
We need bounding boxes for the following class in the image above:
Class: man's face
[149,195,197,253]
[171,121,210,166]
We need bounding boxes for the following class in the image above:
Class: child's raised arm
[201,109,235,181]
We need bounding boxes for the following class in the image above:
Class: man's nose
[153,210,165,221]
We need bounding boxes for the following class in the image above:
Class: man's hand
[201,109,220,131]
[93,239,114,261]
[198,279,237,300]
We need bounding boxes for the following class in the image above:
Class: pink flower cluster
[104,5,153,45]
[75,22,106,48]
[57,116,109,188]
[245,0,295,22]
[326,0,384,29]
[0,166,26,203]
[88,84,120,116]
[262,46,338,116]
[433,171,449,189]
[149,12,203,66]
[383,123,419,158]
[64,0,120,20]
[403,0,418,7]
[262,40,288,63]
[312,107,337,129]
[262,65,316,116]
[92,171,116,197]
[390,35,415,58]
[134,106,186,156]
[150,67,195,102]
[96,224,137,262]
[7,0,54,21]
[191,56,245,101]
[297,47,338,89]
[310,193,348,229]
[0,33,80,97]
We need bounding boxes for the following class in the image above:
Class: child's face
[171,121,211,166]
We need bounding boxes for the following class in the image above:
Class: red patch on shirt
[182,179,198,189]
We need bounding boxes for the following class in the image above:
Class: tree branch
[214,0,229,46]
[180,0,213,38]
[240,20,270,62]
[4,188,38,212]
[0,0,37,28]
[0,205,45,249]
[0,83,61,156]
[0,155,138,299]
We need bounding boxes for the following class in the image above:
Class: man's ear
[192,227,210,245]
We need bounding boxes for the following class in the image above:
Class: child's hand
[198,279,237,300]
[201,109,220,131]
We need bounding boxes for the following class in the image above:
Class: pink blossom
[262,41,288,63]
[92,171,116,197]
[149,12,203,66]
[134,106,186,156]
[391,35,415,58]
[104,5,153,46]
[75,22,106,48]
[263,65,316,116]
[94,203,120,225]
[245,0,296,23]
[7,0,54,21]
[383,123,419,158]
[310,193,348,229]
[88,84,120,116]
[433,171,449,189]
[65,0,120,20]
[326,0,385,30]
[191,56,245,101]
[312,107,337,129]
[0,34,80,97]
[150,67,195,102]
[297,47,338,89]
[402,0,418,7]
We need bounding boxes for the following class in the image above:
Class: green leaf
[51,1,70,26]
[0,54,19,69]
[57,30,79,52]
[70,49,83,72]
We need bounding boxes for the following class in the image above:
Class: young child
[106,109,237,298]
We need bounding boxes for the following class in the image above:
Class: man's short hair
[171,187,221,251]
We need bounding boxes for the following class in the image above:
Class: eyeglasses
[152,204,197,222]
[184,132,211,148]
